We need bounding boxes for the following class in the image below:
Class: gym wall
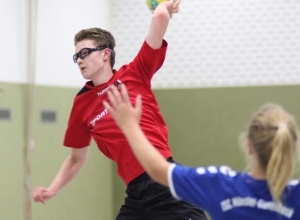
[0,0,299,219]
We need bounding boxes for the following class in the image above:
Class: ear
[103,48,112,61]
[247,139,254,156]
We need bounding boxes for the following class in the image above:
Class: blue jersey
[168,164,300,220]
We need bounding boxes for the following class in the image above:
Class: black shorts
[116,158,207,220]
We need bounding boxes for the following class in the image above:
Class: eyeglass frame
[73,46,112,63]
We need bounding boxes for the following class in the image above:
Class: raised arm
[103,85,171,186]
[146,0,181,49]
[33,147,89,203]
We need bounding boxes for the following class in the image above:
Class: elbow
[151,174,163,185]
[69,155,86,167]
[147,166,168,187]
[152,8,170,24]
[148,169,159,182]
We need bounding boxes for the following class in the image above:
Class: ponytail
[266,124,294,203]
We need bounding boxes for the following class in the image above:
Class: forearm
[48,156,86,194]
[146,4,171,49]
[123,124,170,186]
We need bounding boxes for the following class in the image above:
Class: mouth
[80,67,86,72]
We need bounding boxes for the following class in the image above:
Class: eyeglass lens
[79,48,90,58]
[73,48,91,63]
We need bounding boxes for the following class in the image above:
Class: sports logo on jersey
[90,108,108,127]
[97,79,123,96]
[97,85,110,96]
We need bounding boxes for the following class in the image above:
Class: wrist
[48,186,58,195]
[122,122,140,136]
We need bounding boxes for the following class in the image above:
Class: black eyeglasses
[73,46,108,63]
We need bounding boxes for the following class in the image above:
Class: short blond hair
[74,27,116,69]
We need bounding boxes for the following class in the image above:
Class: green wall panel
[2,81,299,220]
[0,83,26,220]
[0,82,113,220]
[156,85,300,169]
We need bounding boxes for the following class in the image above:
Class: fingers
[104,84,142,113]
[43,190,54,200]
[103,100,112,112]
[120,84,130,102]
[173,7,180,13]
[111,85,123,105]
[106,90,117,109]
[173,0,181,13]
[107,84,130,108]
[33,187,46,204]
[135,95,142,114]
[37,192,45,204]
[33,187,55,204]
[174,0,181,7]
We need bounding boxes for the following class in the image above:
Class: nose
[76,57,83,64]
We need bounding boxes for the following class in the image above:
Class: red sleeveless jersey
[63,40,172,185]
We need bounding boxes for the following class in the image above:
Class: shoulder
[169,165,245,203]
[287,179,300,195]
[172,165,242,181]
[76,81,93,96]
[115,65,130,74]
[77,86,91,96]
[288,179,300,186]
[71,82,94,110]
[194,165,239,177]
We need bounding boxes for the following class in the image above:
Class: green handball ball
[146,0,175,11]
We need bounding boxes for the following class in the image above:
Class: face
[74,39,105,80]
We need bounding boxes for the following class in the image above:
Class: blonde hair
[74,28,116,69]
[246,104,299,203]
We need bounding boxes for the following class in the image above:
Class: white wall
[1,0,111,87]
[35,0,111,87]
[0,0,28,83]
[1,0,299,88]
[112,0,300,88]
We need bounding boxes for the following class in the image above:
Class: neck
[248,167,266,180]
[92,68,114,86]
[247,152,267,180]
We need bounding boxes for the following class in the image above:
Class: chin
[82,73,91,80]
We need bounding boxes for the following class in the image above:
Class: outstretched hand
[103,84,142,131]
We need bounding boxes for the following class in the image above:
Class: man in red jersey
[33,1,207,219]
